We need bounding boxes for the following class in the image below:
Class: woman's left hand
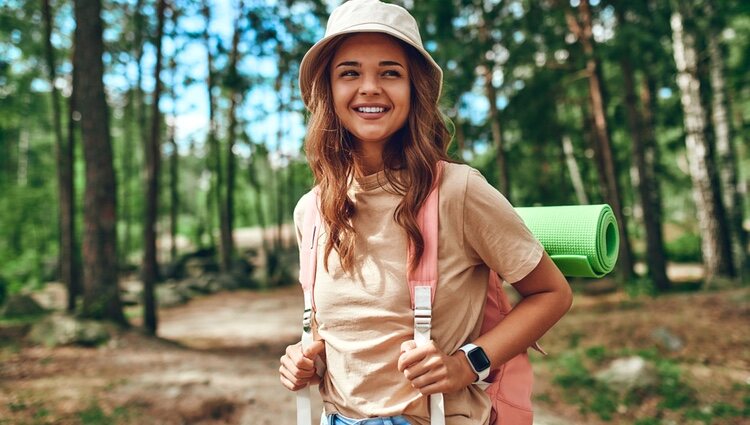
[397,340,477,395]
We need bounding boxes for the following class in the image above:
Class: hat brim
[298,24,443,109]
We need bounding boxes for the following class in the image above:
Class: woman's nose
[358,74,381,95]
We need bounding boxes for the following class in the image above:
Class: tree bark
[123,0,147,263]
[565,0,634,280]
[705,1,747,277]
[43,0,80,310]
[478,12,510,199]
[65,48,82,311]
[142,0,166,335]
[637,71,671,290]
[223,0,244,273]
[201,0,231,272]
[670,5,734,282]
[619,61,670,290]
[561,135,589,205]
[168,56,179,264]
[73,0,126,323]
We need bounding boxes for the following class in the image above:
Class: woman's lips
[352,106,390,120]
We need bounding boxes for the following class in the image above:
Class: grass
[545,345,750,423]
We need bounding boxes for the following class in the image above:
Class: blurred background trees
[0,0,747,328]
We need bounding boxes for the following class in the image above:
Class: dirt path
[3,282,748,424]
[0,285,574,424]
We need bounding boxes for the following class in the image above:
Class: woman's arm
[465,251,572,374]
[398,251,572,394]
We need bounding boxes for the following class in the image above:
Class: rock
[214,273,245,291]
[1,294,46,317]
[0,323,31,342]
[30,282,68,310]
[651,326,684,352]
[594,356,658,393]
[156,283,191,308]
[28,314,110,347]
[183,275,223,294]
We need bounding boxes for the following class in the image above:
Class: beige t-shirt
[293,163,544,425]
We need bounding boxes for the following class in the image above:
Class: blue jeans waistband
[327,413,411,425]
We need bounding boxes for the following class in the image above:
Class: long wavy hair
[304,34,452,274]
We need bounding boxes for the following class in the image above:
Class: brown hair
[304,34,452,274]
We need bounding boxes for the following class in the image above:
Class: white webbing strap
[297,290,314,425]
[413,286,445,425]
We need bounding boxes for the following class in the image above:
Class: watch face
[468,347,491,371]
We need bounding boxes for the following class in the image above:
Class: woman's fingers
[397,340,424,372]
[279,341,327,391]
[398,341,472,395]
[285,342,315,371]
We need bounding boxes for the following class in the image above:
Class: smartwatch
[459,343,491,382]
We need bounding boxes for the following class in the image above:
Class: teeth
[357,107,385,113]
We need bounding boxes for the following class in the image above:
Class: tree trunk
[637,70,671,290]
[566,0,634,280]
[561,135,589,205]
[73,0,126,323]
[124,0,147,263]
[168,55,179,263]
[44,0,80,311]
[705,2,747,277]
[478,13,510,199]
[169,135,179,262]
[223,0,244,273]
[618,56,670,290]
[65,48,82,311]
[142,0,166,335]
[670,6,734,282]
[201,0,230,272]
[248,146,269,255]
[274,46,285,251]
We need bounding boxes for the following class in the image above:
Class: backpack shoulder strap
[406,162,444,308]
[299,188,321,307]
[297,188,321,425]
[407,161,446,425]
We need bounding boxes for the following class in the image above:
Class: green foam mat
[515,204,619,278]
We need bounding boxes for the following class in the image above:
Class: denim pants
[324,413,411,425]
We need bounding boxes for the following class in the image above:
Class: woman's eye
[339,70,358,77]
[382,70,402,77]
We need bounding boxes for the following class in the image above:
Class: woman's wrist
[450,351,479,388]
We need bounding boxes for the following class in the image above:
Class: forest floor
[0,269,749,425]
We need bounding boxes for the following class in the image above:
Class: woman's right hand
[279,340,326,391]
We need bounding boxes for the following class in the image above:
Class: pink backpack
[297,162,538,425]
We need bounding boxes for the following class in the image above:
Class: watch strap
[459,343,491,382]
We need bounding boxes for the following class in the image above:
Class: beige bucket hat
[298,0,443,109]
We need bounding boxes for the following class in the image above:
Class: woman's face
[330,33,411,153]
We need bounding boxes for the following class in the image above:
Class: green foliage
[665,232,703,263]
[546,346,750,423]
[552,351,619,420]
[77,401,134,425]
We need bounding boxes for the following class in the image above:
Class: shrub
[665,233,702,263]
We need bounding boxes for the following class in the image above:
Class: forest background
[0,0,749,424]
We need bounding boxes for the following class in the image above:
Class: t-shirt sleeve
[462,169,544,284]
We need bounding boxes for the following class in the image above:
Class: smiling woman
[278,1,572,425]
[330,33,411,175]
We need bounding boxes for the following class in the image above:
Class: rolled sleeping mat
[515,204,619,278]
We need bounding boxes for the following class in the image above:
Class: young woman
[279,1,573,424]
